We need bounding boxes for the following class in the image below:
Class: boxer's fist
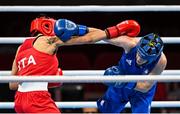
[104,66,136,89]
[104,66,125,88]
[105,20,140,39]
[54,19,88,42]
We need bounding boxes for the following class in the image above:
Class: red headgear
[30,16,56,36]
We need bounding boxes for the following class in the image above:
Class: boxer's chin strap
[36,34,44,38]
[32,34,44,45]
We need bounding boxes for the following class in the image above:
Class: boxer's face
[136,52,148,65]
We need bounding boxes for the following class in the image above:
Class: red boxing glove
[48,68,63,88]
[105,20,140,39]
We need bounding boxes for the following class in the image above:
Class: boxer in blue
[97,33,167,113]
[54,19,167,113]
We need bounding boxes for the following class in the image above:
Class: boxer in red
[9,16,63,113]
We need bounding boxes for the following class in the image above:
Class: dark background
[0,0,180,113]
[1,0,180,5]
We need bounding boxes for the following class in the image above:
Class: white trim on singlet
[18,82,48,92]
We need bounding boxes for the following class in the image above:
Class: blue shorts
[97,85,156,113]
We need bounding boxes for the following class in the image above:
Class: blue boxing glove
[104,66,136,89]
[54,19,88,42]
[104,66,125,88]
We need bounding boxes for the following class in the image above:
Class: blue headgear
[137,33,164,64]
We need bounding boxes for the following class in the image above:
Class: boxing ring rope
[0,5,180,12]
[0,37,180,44]
[1,70,180,76]
[1,101,180,109]
[0,75,180,83]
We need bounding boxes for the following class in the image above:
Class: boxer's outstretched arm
[63,27,107,45]
[62,20,140,49]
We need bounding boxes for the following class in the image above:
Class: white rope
[0,37,25,44]
[0,37,180,44]
[0,70,180,76]
[0,5,180,12]
[0,101,180,109]
[0,75,180,83]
